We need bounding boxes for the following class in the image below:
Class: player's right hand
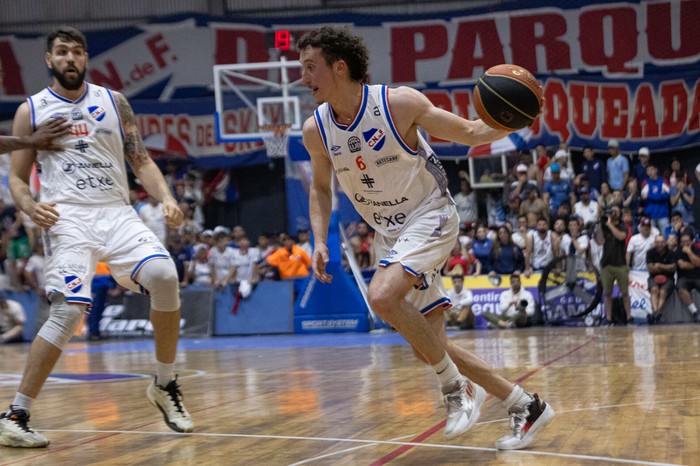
[30,202,60,228]
[28,117,71,151]
[312,244,333,283]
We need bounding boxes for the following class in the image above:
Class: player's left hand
[162,199,184,227]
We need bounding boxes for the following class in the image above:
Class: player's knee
[38,296,85,349]
[137,259,181,312]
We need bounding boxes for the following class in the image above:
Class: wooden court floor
[1,325,699,465]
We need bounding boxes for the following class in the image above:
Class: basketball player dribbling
[299,26,554,449]
[0,27,193,448]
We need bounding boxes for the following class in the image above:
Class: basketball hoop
[261,124,290,158]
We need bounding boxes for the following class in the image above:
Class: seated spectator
[670,179,695,227]
[542,163,575,217]
[676,232,700,321]
[444,241,480,276]
[198,229,215,250]
[626,216,658,271]
[559,217,589,259]
[483,271,535,328]
[511,215,531,250]
[471,225,493,273]
[256,233,277,259]
[667,231,680,256]
[458,221,475,251]
[526,218,555,274]
[488,225,525,276]
[210,232,236,289]
[230,237,262,297]
[348,221,374,269]
[641,165,670,233]
[187,244,213,286]
[264,233,312,279]
[297,228,313,258]
[231,225,246,248]
[665,210,692,241]
[445,275,475,329]
[168,233,193,288]
[0,292,25,344]
[573,186,601,228]
[519,184,549,228]
[646,235,676,324]
[555,201,572,226]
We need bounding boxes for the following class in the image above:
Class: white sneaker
[0,406,50,448]
[495,393,554,450]
[146,377,194,433]
[442,377,486,439]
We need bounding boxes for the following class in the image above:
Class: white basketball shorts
[372,197,458,315]
[42,204,171,306]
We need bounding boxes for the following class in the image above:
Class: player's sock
[10,392,35,413]
[156,361,175,386]
[433,353,462,387]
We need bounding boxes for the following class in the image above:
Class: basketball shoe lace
[147,376,194,433]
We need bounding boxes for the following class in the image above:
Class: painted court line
[287,434,417,466]
[31,428,678,466]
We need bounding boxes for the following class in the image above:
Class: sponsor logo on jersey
[348,136,361,153]
[50,112,66,120]
[386,249,398,260]
[65,275,83,293]
[63,161,114,173]
[334,167,350,174]
[88,105,106,121]
[95,128,113,135]
[374,155,399,167]
[331,145,342,156]
[71,108,84,121]
[57,263,87,275]
[63,162,76,174]
[75,175,115,191]
[363,128,386,151]
[354,193,408,207]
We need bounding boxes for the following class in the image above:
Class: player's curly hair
[296,26,369,83]
[46,26,87,52]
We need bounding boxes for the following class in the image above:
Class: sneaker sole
[0,433,50,448]
[146,387,194,433]
[444,385,486,439]
[496,404,555,450]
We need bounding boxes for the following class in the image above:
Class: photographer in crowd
[597,205,633,325]
[483,271,535,328]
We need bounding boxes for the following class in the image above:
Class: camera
[517,299,528,311]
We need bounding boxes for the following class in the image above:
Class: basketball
[473,64,543,131]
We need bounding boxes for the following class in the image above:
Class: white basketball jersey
[28,83,129,206]
[314,84,452,236]
[531,231,554,269]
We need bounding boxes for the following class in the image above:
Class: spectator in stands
[670,179,695,227]
[542,163,575,218]
[631,147,650,186]
[622,177,643,226]
[471,225,493,274]
[519,184,549,228]
[488,225,525,276]
[665,210,691,241]
[676,231,700,322]
[664,156,691,188]
[578,146,606,193]
[646,235,676,325]
[198,229,215,250]
[297,228,313,258]
[507,165,533,225]
[445,275,475,329]
[457,221,475,251]
[573,186,600,229]
[544,150,574,183]
[626,216,657,271]
[23,240,45,297]
[483,271,535,328]
[520,150,542,187]
[231,225,246,248]
[599,205,632,325]
[168,233,193,288]
[138,194,167,245]
[186,244,213,286]
[87,262,114,341]
[534,144,550,178]
[0,292,25,344]
[454,171,478,225]
[526,217,555,275]
[667,231,680,256]
[0,201,32,290]
[606,139,629,191]
[209,231,236,289]
[559,217,589,259]
[641,165,670,233]
[256,233,276,259]
[349,221,374,270]
[444,241,480,276]
[511,215,531,250]
[178,199,202,235]
[230,237,261,288]
[264,233,312,279]
[598,182,615,212]
[621,207,635,247]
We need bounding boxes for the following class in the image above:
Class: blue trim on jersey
[379,260,423,278]
[66,296,93,307]
[329,84,368,132]
[130,254,170,281]
[420,297,452,315]
[28,97,36,131]
[47,83,89,104]
[381,85,417,155]
[106,88,125,142]
[314,107,331,159]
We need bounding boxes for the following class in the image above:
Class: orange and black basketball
[473,64,543,131]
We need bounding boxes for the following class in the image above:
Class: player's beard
[52,65,86,91]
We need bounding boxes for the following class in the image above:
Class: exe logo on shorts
[64,275,83,293]
[363,128,386,151]
[88,105,106,121]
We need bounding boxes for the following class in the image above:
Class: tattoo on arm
[114,92,149,166]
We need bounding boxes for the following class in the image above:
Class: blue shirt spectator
[641,165,670,232]
[543,164,573,214]
[606,139,629,190]
[489,227,525,274]
[631,147,650,186]
[471,226,493,274]
[670,180,695,226]
[580,146,606,192]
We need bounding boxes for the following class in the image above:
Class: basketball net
[261,124,290,158]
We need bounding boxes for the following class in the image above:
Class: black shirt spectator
[601,219,627,267]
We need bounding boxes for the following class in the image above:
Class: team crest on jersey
[363,128,386,151]
[348,136,361,153]
[88,106,106,121]
[331,145,342,156]
[71,108,83,121]
[65,275,83,293]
